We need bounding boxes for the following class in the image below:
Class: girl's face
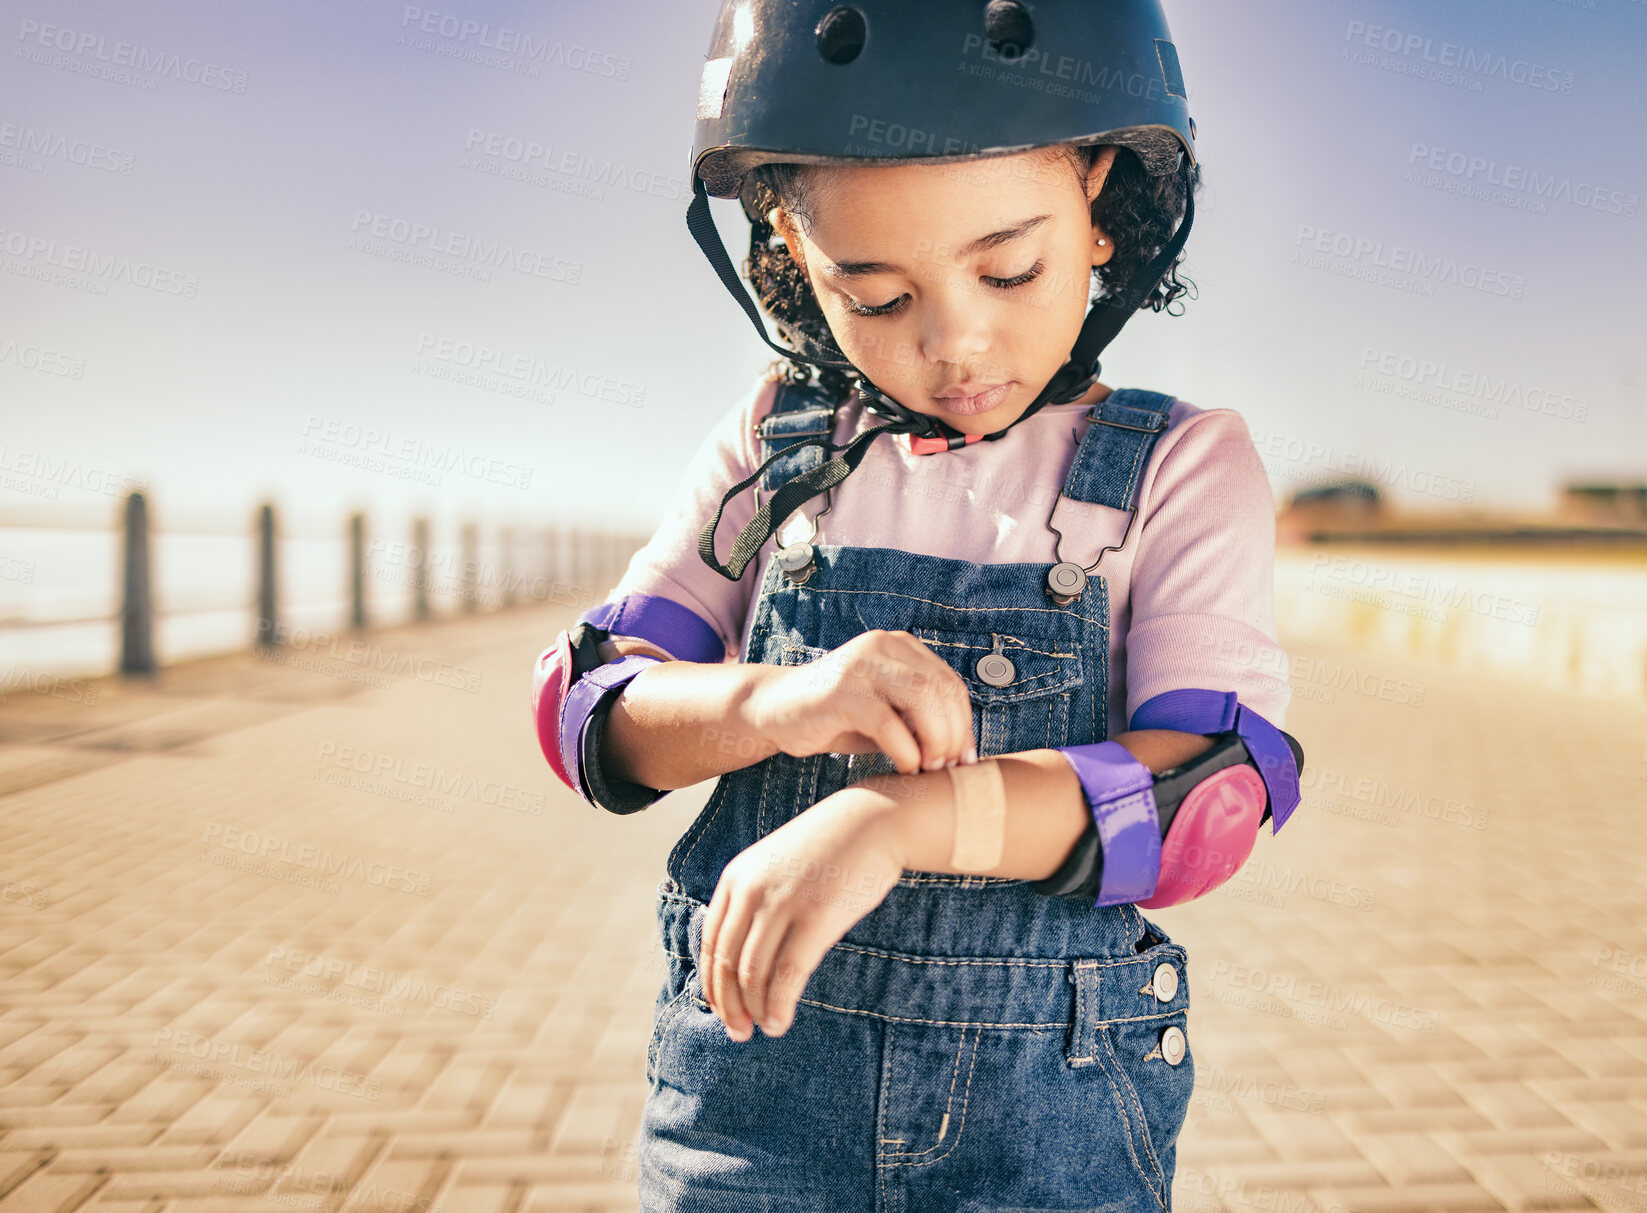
[770,145,1118,434]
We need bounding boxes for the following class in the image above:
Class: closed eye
[843,259,1046,318]
[984,260,1045,291]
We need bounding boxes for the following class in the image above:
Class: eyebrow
[821,213,1054,279]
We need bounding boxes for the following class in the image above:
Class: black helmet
[692,0,1195,200]
[686,0,1200,581]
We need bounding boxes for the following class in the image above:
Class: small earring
[1095,237,1107,246]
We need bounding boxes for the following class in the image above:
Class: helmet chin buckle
[906,432,985,456]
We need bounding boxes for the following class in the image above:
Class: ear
[767,205,807,273]
[1085,146,1120,267]
[1083,145,1120,201]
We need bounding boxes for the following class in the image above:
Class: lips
[931,382,1011,415]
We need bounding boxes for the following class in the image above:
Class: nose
[916,286,992,372]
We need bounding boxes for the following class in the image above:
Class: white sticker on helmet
[698,56,734,121]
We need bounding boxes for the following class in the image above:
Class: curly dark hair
[740,144,1203,401]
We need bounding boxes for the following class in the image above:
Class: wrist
[733,663,789,757]
[837,771,946,873]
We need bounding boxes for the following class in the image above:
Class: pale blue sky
[1,0,1641,545]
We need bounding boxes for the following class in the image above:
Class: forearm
[603,658,782,790]
[857,729,1217,879]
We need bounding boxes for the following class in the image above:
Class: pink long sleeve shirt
[594,374,1291,736]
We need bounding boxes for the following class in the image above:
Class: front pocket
[646,963,703,1087]
[876,1021,983,1169]
[779,641,829,665]
[1098,961,1195,1199]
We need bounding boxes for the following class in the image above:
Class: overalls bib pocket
[909,625,1084,758]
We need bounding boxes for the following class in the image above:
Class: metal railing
[0,490,646,679]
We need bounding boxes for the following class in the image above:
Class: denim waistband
[656,880,1189,1031]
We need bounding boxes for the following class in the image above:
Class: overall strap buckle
[1042,388,1175,604]
[752,381,843,511]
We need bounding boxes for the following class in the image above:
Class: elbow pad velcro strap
[578,671,669,815]
[537,600,714,811]
[578,593,724,665]
[559,652,663,807]
[1046,742,1161,908]
[1130,689,1304,833]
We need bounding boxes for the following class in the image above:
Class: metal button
[776,542,814,572]
[776,542,815,584]
[1160,1024,1187,1066]
[1047,562,1087,597]
[1152,962,1179,1003]
[975,652,1016,687]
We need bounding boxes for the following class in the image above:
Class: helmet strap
[686,176,854,372]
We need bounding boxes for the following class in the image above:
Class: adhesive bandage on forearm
[947,759,1007,871]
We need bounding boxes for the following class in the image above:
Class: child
[533,2,1303,1208]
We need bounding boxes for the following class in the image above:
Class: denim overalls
[639,385,1197,1213]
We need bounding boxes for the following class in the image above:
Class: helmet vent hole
[983,0,1034,57]
[816,6,867,65]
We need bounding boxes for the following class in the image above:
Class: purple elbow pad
[1129,689,1302,833]
[577,593,725,665]
[558,654,663,804]
[1056,741,1162,907]
[535,593,724,809]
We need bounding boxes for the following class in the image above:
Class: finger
[699,885,726,1021]
[854,699,923,774]
[739,911,794,1031]
[710,892,759,1039]
[883,673,965,771]
[884,637,975,765]
[913,647,978,764]
[762,919,838,1037]
[881,666,969,769]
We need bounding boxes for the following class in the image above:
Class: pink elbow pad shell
[1135,763,1266,909]
[532,632,578,791]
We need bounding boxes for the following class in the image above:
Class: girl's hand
[699,788,903,1040]
[745,629,976,775]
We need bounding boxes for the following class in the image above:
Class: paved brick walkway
[1,602,1643,1212]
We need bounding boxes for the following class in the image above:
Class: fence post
[500,525,516,608]
[349,512,367,630]
[119,490,155,674]
[255,503,279,647]
[545,526,559,602]
[412,517,430,622]
[461,523,478,613]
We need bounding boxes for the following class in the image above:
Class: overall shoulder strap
[755,379,843,500]
[1059,387,1176,509]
